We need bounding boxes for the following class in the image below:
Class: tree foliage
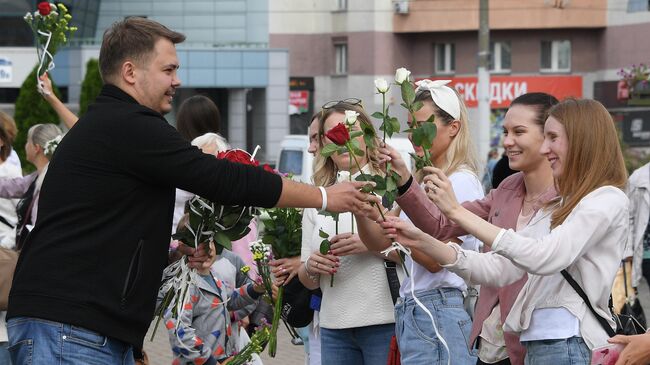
[13,66,62,171]
[79,59,102,116]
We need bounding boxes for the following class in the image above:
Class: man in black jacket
[6,17,367,365]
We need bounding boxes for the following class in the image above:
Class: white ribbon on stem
[381,240,451,365]
[36,30,55,96]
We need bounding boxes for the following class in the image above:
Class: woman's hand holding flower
[329,233,367,256]
[422,167,461,217]
[308,252,340,276]
[379,216,430,252]
[377,143,411,187]
[269,256,301,285]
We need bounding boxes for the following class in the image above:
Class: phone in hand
[590,343,624,365]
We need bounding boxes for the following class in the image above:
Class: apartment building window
[335,43,348,75]
[540,40,571,72]
[489,41,511,73]
[435,43,455,74]
[336,0,348,11]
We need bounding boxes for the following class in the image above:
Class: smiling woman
[383,98,628,365]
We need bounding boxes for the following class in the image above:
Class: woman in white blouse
[297,100,398,365]
[380,99,628,365]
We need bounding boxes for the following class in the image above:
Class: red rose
[37,2,51,16]
[216,149,259,166]
[325,123,350,146]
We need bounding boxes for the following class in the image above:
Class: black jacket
[7,85,282,347]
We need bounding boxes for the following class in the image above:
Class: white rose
[24,12,33,21]
[395,67,411,84]
[344,110,359,126]
[50,3,57,11]
[374,78,389,93]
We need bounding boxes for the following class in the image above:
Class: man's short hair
[99,17,185,83]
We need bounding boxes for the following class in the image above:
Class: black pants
[476,359,511,365]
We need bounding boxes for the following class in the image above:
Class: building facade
[0,0,289,163]
[271,0,650,155]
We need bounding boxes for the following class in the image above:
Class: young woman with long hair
[356,79,484,364]
[296,100,398,365]
[369,92,559,365]
[381,99,628,365]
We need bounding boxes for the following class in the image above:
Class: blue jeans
[320,323,394,365]
[7,317,134,365]
[523,337,590,365]
[0,341,11,364]
[395,288,477,365]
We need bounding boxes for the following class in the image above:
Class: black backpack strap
[0,215,14,229]
[561,269,616,337]
[384,260,401,305]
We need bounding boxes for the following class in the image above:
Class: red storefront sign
[430,76,582,108]
[289,90,310,113]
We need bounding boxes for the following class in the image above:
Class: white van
[276,135,415,183]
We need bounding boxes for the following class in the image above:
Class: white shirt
[444,186,628,349]
[399,169,484,297]
[0,161,21,249]
[300,167,395,329]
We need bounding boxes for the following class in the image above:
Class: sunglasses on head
[321,98,363,110]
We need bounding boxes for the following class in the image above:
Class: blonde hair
[548,99,627,228]
[312,102,383,186]
[414,89,480,177]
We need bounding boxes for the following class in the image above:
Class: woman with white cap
[357,79,483,364]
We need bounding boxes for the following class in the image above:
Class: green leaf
[400,81,416,106]
[349,130,364,139]
[321,143,339,157]
[214,231,232,251]
[363,122,377,149]
[419,122,437,150]
[411,127,424,147]
[371,111,384,119]
[390,117,401,136]
[319,240,330,254]
[319,229,329,239]
[412,101,424,112]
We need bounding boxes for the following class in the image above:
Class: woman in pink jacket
[358,92,558,365]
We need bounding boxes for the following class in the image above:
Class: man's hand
[326,181,373,214]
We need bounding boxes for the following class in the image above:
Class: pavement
[144,319,307,365]
[144,279,650,365]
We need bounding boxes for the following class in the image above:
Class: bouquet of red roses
[152,148,272,341]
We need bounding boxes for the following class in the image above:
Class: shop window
[540,40,571,73]
[334,43,348,75]
[336,0,348,11]
[627,0,650,12]
[435,43,455,74]
[489,41,511,73]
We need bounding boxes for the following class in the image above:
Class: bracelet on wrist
[304,257,319,281]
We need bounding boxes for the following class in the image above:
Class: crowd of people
[0,16,649,365]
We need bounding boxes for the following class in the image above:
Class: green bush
[79,59,102,116]
[13,66,62,172]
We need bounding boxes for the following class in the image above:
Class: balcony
[392,0,607,33]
